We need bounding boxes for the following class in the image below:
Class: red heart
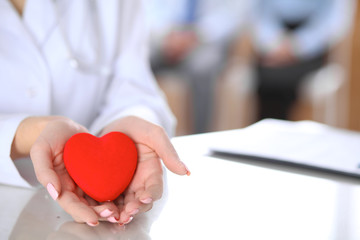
[63,132,137,202]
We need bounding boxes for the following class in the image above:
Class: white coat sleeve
[0,114,35,188]
[89,0,176,137]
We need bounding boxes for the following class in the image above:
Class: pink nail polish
[140,198,152,204]
[184,164,191,176]
[107,216,120,223]
[47,183,59,200]
[100,209,113,218]
[86,221,99,227]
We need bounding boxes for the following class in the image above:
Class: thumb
[30,140,62,200]
[139,125,190,176]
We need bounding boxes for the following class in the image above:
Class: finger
[79,196,89,206]
[119,191,141,224]
[85,195,98,206]
[92,201,120,222]
[109,195,125,223]
[141,202,153,213]
[114,195,125,208]
[143,123,189,176]
[114,194,125,207]
[58,191,99,226]
[84,196,121,223]
[107,117,190,176]
[30,141,61,200]
[137,160,164,203]
[138,182,163,204]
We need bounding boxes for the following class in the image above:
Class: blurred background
[144,0,360,136]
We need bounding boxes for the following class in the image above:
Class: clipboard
[209,119,360,178]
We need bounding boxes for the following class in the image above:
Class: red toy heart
[63,132,137,202]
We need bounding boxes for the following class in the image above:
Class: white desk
[2,130,360,240]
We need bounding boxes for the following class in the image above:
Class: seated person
[145,0,246,133]
[250,0,353,120]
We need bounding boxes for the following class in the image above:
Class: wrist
[10,116,69,160]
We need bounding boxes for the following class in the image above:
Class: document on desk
[210,119,360,177]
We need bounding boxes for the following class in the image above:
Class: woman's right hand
[26,117,120,225]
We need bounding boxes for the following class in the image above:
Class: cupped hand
[29,117,121,226]
[101,116,190,224]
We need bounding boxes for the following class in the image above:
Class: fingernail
[100,209,113,218]
[184,164,191,176]
[47,183,59,200]
[107,216,120,223]
[129,208,139,216]
[140,198,152,204]
[86,221,99,227]
[124,216,133,225]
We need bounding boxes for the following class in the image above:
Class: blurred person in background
[145,0,247,134]
[251,0,353,120]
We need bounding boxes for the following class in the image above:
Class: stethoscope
[54,0,122,77]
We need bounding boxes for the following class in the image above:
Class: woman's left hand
[101,116,190,225]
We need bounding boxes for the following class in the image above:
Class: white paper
[210,119,360,176]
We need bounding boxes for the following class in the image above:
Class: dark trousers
[255,53,327,120]
[151,43,228,133]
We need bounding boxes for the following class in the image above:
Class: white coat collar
[0,0,44,62]
[0,0,55,99]
[22,0,58,47]
[0,0,72,47]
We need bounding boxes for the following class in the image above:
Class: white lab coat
[0,0,175,188]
